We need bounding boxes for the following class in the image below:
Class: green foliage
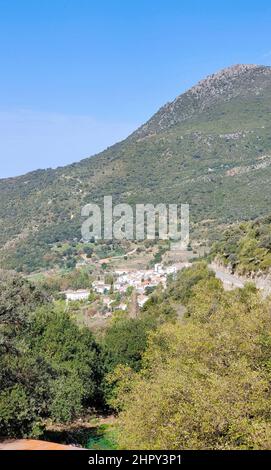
[185,277,224,322]
[212,215,271,274]
[0,270,49,325]
[101,303,178,409]
[165,261,215,304]
[0,273,102,437]
[113,266,271,450]
[27,305,102,420]
[34,268,93,295]
[2,258,271,449]
[149,245,168,267]
[0,358,53,437]
[49,375,85,423]
[86,424,118,450]
[102,313,157,374]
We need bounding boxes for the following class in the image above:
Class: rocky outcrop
[134,64,271,139]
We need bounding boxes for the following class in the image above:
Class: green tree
[27,304,103,421]
[114,268,271,450]
[0,273,103,437]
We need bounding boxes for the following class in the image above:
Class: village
[63,261,191,314]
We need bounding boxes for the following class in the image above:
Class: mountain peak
[207,63,258,77]
[134,64,271,139]
[189,64,267,94]
[192,64,257,87]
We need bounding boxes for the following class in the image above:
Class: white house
[137,294,148,308]
[166,266,177,275]
[103,296,114,309]
[92,281,111,294]
[118,303,128,311]
[154,263,164,274]
[63,290,90,301]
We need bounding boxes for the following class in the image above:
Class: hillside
[1,63,271,272]
[211,214,271,275]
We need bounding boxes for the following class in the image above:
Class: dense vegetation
[113,266,271,449]
[2,260,271,449]
[1,65,271,272]
[0,268,176,439]
[0,272,101,437]
[211,214,271,275]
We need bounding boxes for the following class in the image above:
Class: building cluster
[63,262,190,313]
[113,263,176,295]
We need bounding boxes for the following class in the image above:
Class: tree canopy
[114,266,271,449]
[0,273,102,437]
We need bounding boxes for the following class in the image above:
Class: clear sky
[0,0,270,178]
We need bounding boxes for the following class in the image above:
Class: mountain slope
[1,64,271,272]
[133,64,271,138]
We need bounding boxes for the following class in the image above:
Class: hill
[211,214,271,275]
[1,64,271,272]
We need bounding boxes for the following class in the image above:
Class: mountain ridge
[2,63,270,182]
[133,64,271,139]
[1,63,271,272]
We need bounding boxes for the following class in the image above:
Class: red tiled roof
[0,439,82,450]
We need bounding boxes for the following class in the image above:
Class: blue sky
[0,0,270,178]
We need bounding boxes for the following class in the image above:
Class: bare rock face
[134,64,271,139]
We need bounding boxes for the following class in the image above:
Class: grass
[86,424,118,450]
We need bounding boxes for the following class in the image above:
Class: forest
[1,262,271,449]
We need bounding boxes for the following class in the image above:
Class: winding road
[209,263,244,290]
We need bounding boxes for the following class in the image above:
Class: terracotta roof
[0,439,82,450]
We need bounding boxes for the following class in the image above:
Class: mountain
[133,64,271,138]
[1,64,271,272]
